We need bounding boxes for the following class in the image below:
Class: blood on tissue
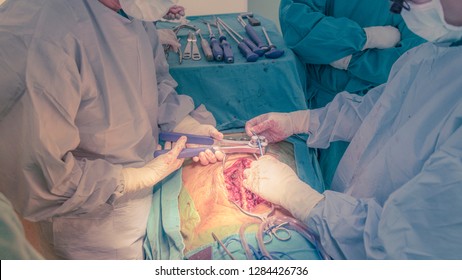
[223,157,267,211]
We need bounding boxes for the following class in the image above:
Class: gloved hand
[163,5,185,20]
[158,29,180,52]
[122,136,186,193]
[245,110,310,143]
[173,115,225,165]
[362,26,401,50]
[330,54,352,70]
[243,155,324,221]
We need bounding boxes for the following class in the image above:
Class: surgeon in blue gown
[245,0,462,259]
[280,0,426,186]
[0,0,223,259]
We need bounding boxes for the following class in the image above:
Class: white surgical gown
[306,41,462,259]
[0,0,195,259]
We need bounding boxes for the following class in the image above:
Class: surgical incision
[224,157,267,211]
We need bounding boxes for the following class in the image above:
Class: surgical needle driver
[215,17,234,63]
[216,18,259,62]
[261,27,285,59]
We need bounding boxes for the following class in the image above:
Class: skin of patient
[179,141,296,253]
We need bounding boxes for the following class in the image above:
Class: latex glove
[158,29,180,52]
[330,54,352,70]
[163,5,185,20]
[122,136,186,193]
[362,26,401,50]
[173,115,224,165]
[245,110,310,143]
[243,155,324,221]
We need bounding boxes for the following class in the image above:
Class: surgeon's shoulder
[387,42,435,77]
[2,0,82,45]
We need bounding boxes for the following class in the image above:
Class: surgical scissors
[232,201,291,243]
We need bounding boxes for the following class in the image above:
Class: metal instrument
[153,131,267,158]
[215,17,234,63]
[197,29,213,61]
[239,12,261,26]
[261,27,285,59]
[182,31,193,60]
[163,24,200,64]
[216,18,259,62]
[203,20,223,61]
[190,32,201,61]
[233,202,291,244]
[211,232,236,260]
[236,15,268,54]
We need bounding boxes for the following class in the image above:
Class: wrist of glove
[243,156,324,221]
[362,26,401,51]
[245,110,310,143]
[121,136,186,193]
[330,55,352,71]
[289,110,311,135]
[280,177,324,222]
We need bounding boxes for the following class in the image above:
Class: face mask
[119,0,178,21]
[401,0,462,43]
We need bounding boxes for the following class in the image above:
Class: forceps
[233,202,291,243]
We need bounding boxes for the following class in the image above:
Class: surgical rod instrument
[215,18,234,63]
[261,27,285,59]
[236,16,268,55]
[197,29,213,61]
[153,132,264,158]
[217,17,262,57]
[212,232,236,260]
[250,131,268,157]
[216,18,259,62]
[205,21,223,61]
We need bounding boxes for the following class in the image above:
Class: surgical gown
[305,41,462,259]
[0,0,196,259]
[279,0,427,187]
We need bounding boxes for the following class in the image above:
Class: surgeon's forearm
[347,34,426,85]
[304,191,383,260]
[280,0,365,65]
[347,49,403,85]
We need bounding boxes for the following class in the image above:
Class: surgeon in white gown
[0,0,223,259]
[244,0,462,259]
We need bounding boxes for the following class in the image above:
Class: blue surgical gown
[0,0,195,259]
[280,0,426,107]
[279,0,427,187]
[305,41,462,259]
